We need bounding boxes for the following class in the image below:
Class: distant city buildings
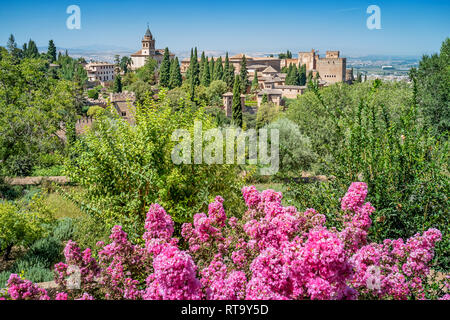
[84,62,116,85]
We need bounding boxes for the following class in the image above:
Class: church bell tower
[141,24,155,55]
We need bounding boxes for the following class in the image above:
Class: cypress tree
[22,43,28,56]
[169,57,182,89]
[251,70,259,91]
[239,55,249,94]
[201,57,211,87]
[261,93,268,104]
[113,74,123,93]
[27,40,39,58]
[199,51,206,80]
[7,34,17,53]
[192,48,200,86]
[214,56,223,81]
[232,76,243,127]
[47,40,57,62]
[292,65,300,86]
[159,47,171,87]
[224,52,234,89]
[285,64,294,85]
[299,64,307,86]
[209,57,215,84]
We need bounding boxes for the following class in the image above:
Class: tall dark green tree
[192,48,200,86]
[113,74,123,93]
[209,57,215,84]
[299,64,307,86]
[411,37,450,136]
[261,93,268,104]
[214,56,223,81]
[169,57,182,89]
[251,70,259,92]
[199,51,207,80]
[223,52,234,89]
[6,34,21,61]
[24,39,39,58]
[47,40,57,62]
[159,47,171,88]
[6,34,17,53]
[232,76,243,127]
[201,57,211,87]
[285,64,294,85]
[239,55,249,94]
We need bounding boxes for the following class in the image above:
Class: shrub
[3,182,446,300]
[87,89,99,100]
[23,237,63,267]
[0,195,53,260]
[264,118,316,176]
[51,218,75,242]
[11,257,54,283]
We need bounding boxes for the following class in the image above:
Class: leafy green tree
[232,76,243,127]
[256,101,279,129]
[47,40,57,62]
[239,55,249,94]
[120,56,132,74]
[135,57,158,84]
[65,91,244,239]
[411,37,450,137]
[169,57,182,89]
[206,80,227,106]
[113,74,123,93]
[0,52,79,177]
[265,118,316,175]
[159,47,171,88]
[58,55,88,85]
[0,197,53,260]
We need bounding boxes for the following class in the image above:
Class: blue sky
[0,0,449,56]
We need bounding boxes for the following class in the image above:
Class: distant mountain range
[33,45,420,64]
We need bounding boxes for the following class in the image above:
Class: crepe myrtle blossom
[2,182,443,300]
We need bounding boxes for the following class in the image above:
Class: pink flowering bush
[1,182,446,300]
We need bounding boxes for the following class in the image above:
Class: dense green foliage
[411,37,450,137]
[0,49,79,177]
[65,91,244,239]
[286,79,449,269]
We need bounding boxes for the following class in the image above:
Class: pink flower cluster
[2,182,444,300]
